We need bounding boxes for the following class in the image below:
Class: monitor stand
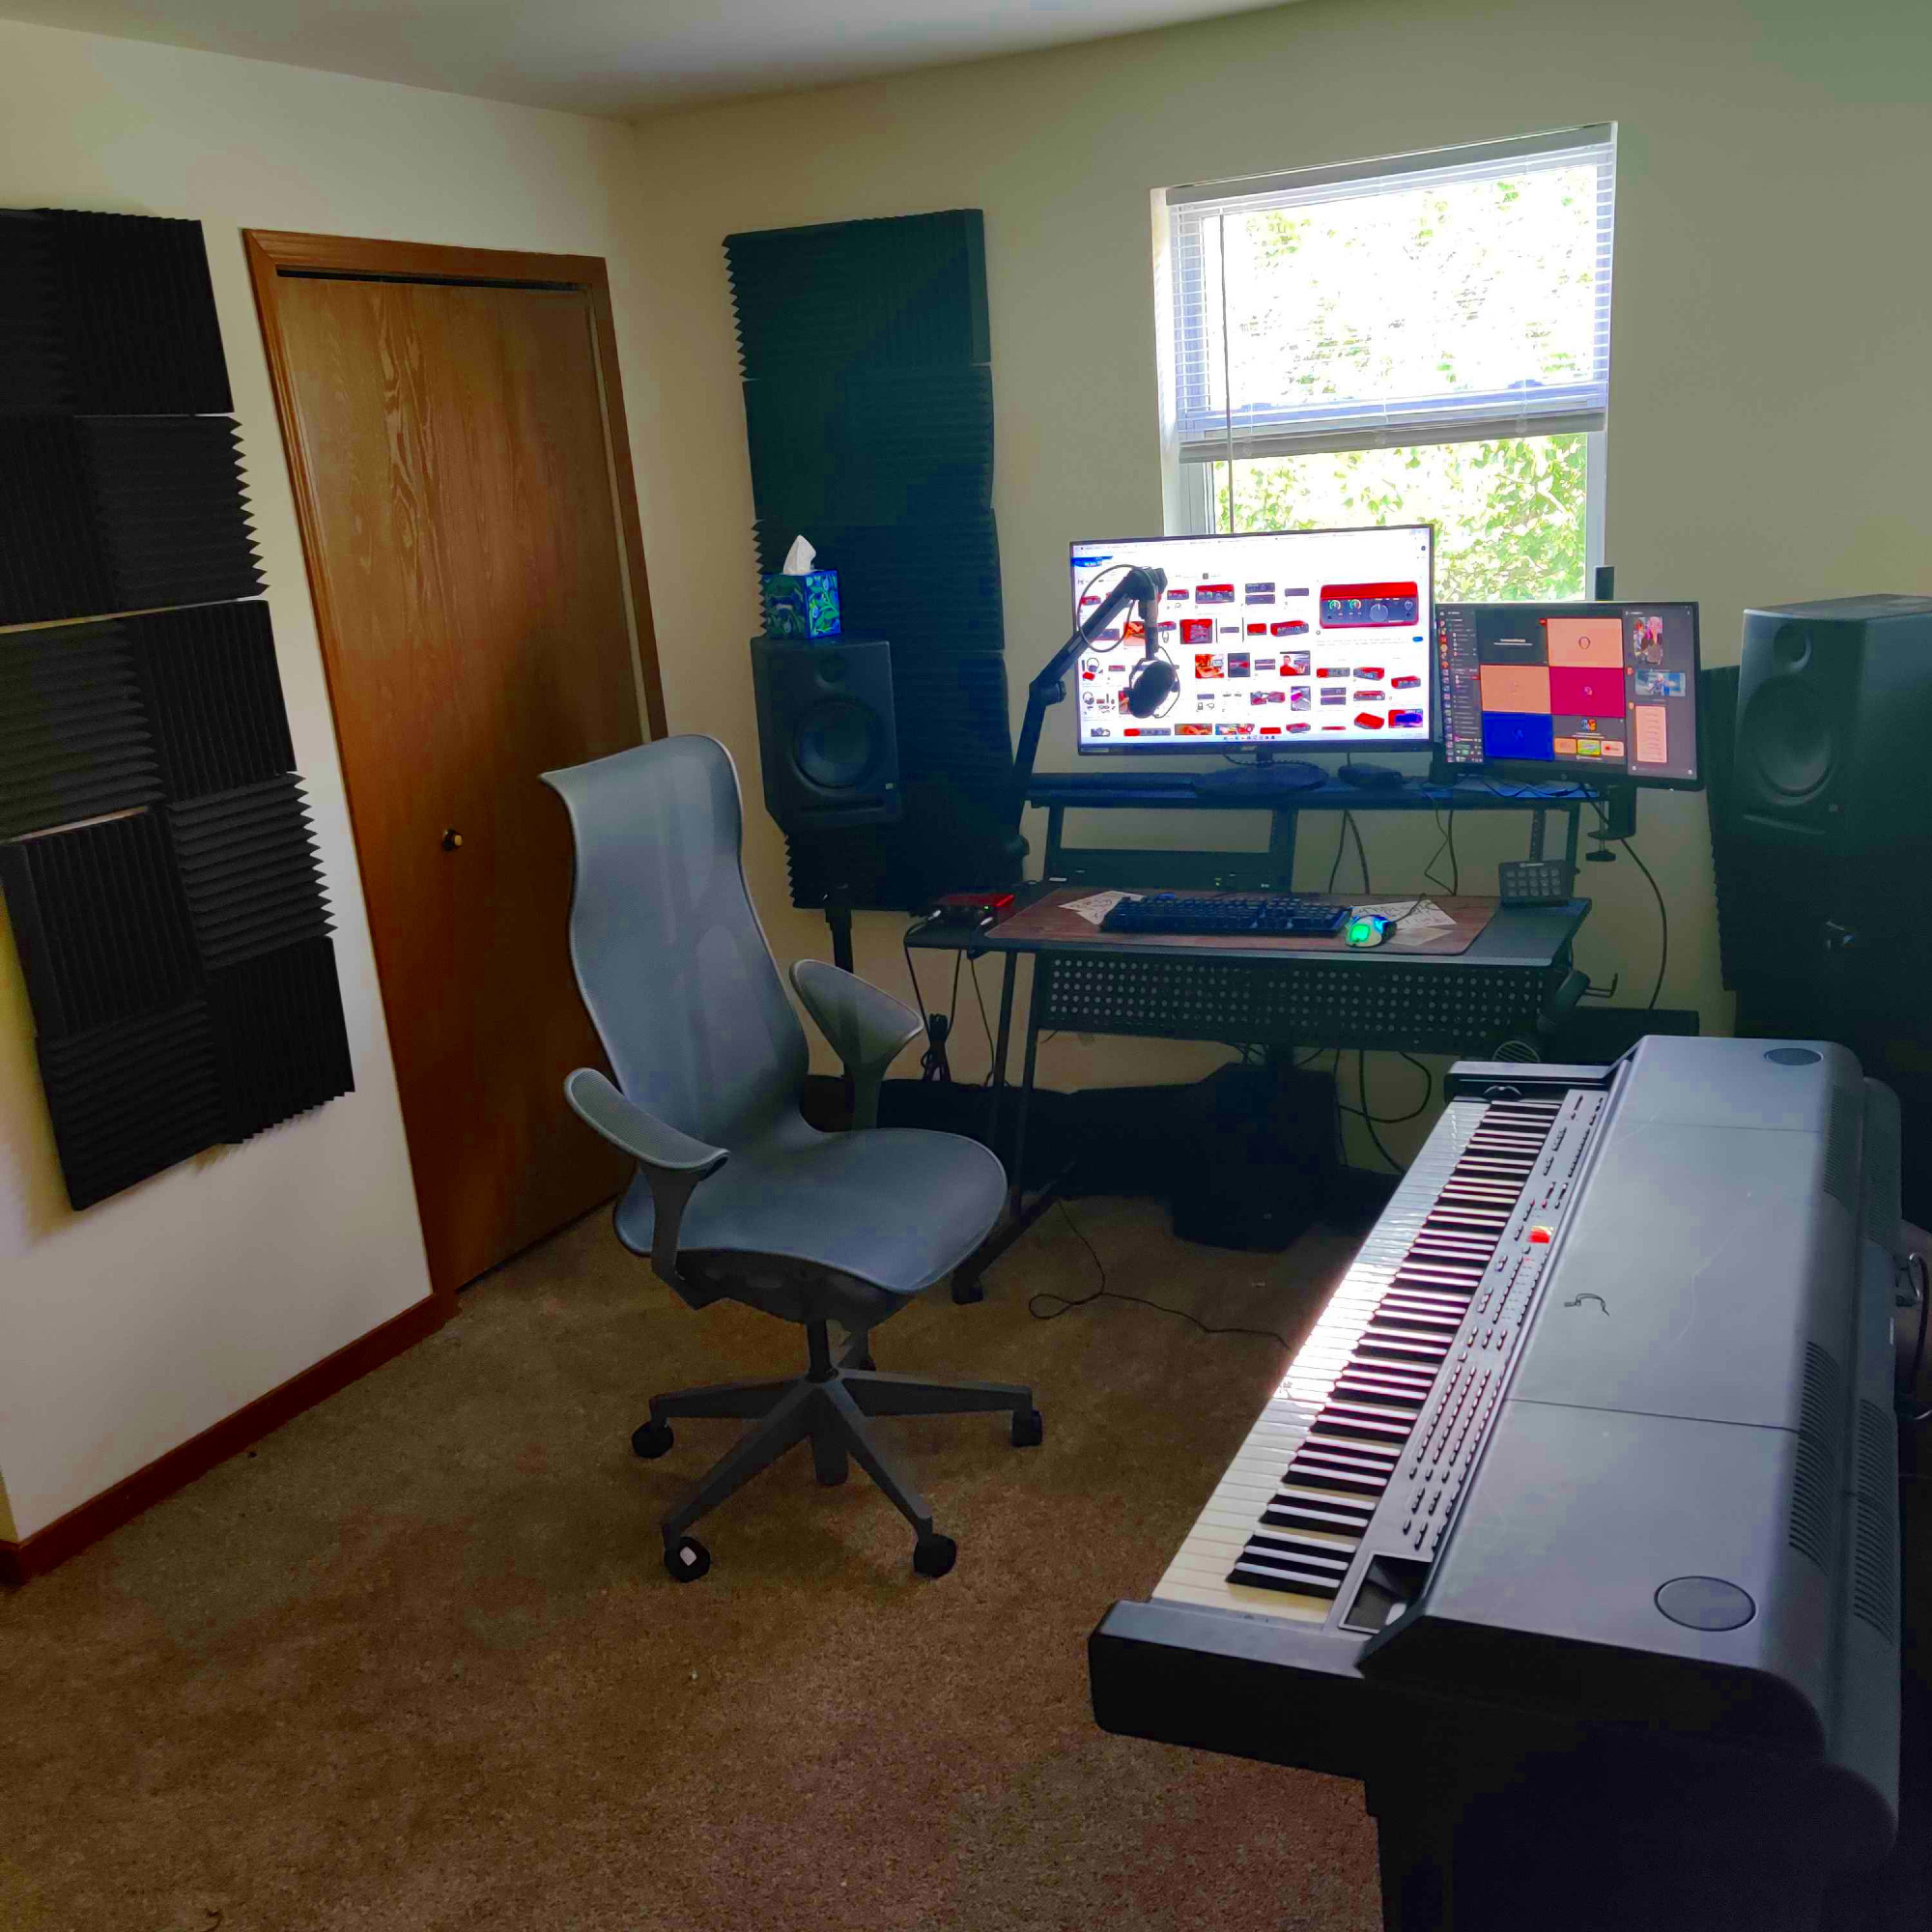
[1191,753,1326,799]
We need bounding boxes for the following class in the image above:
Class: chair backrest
[542,735,808,1152]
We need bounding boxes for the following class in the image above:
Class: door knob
[441,828,463,851]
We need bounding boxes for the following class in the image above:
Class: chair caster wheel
[633,1419,674,1459]
[1011,1407,1044,1449]
[952,1277,984,1305]
[665,1535,710,1582]
[913,1533,957,1579]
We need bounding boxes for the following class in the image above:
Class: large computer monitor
[1067,526,1435,755]
[1436,600,1703,788]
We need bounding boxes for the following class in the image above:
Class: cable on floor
[1025,1202,1299,1351]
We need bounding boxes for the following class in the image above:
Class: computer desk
[907,772,1598,1300]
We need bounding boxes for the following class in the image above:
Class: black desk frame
[909,775,1598,1300]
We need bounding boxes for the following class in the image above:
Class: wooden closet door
[263,268,643,1293]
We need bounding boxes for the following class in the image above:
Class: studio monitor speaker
[749,635,902,832]
[1733,594,1932,850]
[1716,593,1932,1008]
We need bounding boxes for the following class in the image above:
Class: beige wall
[623,0,1932,1143]
[0,18,649,1540]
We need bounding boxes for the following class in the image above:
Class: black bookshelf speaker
[1715,596,1932,1009]
[1734,595,1932,847]
[749,635,902,832]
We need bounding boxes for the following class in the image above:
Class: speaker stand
[823,880,855,975]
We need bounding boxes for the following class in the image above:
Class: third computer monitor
[1067,525,1435,754]
[1436,601,1702,787]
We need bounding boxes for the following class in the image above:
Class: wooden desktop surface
[996,888,1496,957]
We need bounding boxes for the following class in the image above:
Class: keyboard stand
[907,774,1597,1301]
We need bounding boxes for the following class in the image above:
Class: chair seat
[614,1118,1007,1295]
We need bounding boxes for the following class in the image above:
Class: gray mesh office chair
[543,735,1040,1582]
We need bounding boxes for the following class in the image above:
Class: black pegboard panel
[167,777,329,973]
[206,938,355,1142]
[0,617,161,838]
[0,208,231,415]
[1035,952,1563,1055]
[0,810,198,1037]
[36,999,224,1209]
[725,210,988,377]
[0,415,261,625]
[129,601,295,800]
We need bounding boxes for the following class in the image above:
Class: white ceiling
[6,0,1296,119]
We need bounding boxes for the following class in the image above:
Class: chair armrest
[789,959,923,1130]
[565,1068,726,1285]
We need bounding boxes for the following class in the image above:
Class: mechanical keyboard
[1099,893,1349,937]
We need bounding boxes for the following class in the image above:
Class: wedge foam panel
[129,601,296,800]
[0,415,262,625]
[206,938,355,1142]
[0,208,232,415]
[36,998,225,1209]
[167,776,330,973]
[725,211,988,378]
[0,810,198,1037]
[0,618,162,838]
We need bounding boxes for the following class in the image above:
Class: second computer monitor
[1435,601,1702,786]
[1067,525,1435,754]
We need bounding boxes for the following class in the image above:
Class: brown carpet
[0,1199,1384,1932]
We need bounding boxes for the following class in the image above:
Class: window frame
[1155,128,1615,581]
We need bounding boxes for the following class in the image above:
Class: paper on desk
[1062,890,1141,926]
[1353,897,1458,932]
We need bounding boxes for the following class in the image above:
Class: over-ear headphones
[1126,650,1179,718]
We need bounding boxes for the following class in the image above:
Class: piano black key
[1283,1460,1386,1496]
[1375,1301,1464,1328]
[1263,1495,1375,1534]
[1332,1376,1426,1408]
[1358,1337,1451,1365]
[1305,1434,1402,1469]
[1314,1410,1413,1446]
[1229,1559,1343,1598]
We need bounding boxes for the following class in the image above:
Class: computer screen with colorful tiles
[1436,601,1702,788]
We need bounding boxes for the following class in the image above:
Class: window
[1158,128,1615,600]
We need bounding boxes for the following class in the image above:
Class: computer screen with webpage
[1066,526,1435,754]
[1436,601,1701,786]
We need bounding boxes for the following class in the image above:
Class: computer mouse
[1344,912,1393,948]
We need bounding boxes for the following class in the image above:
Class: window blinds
[1168,127,1615,464]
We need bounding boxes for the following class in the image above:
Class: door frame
[243,229,668,754]
[243,232,667,1303]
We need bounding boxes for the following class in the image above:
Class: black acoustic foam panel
[0,208,232,415]
[728,209,1014,911]
[36,1000,225,1210]
[725,210,989,376]
[168,776,330,972]
[0,810,198,1038]
[130,600,297,798]
[0,618,162,839]
[206,938,355,1143]
[0,415,262,626]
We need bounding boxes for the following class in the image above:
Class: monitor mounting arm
[1009,564,1166,834]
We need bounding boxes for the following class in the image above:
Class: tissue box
[761,569,841,639]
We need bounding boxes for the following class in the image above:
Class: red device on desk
[930,891,1016,927]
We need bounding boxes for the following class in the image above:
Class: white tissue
[781,535,816,575]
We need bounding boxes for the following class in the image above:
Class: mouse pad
[996,889,1498,956]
